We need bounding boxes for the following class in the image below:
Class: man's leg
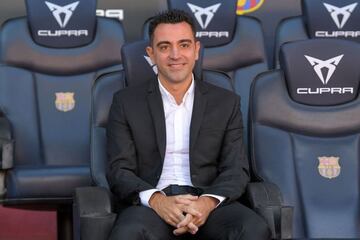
[109,205,193,240]
[197,201,270,240]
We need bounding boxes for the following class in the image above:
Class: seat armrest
[246,182,293,239]
[0,138,14,169]
[74,187,116,240]
[0,115,14,198]
[0,116,14,170]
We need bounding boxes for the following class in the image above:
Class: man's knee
[240,214,271,240]
[109,208,171,240]
[109,220,148,240]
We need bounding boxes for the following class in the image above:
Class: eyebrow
[156,39,193,47]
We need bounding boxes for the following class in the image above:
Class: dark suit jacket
[107,77,249,205]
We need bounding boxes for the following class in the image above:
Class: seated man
[107,9,270,240]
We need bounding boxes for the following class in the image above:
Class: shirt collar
[158,74,195,106]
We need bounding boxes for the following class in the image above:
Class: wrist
[149,192,165,209]
[200,196,218,210]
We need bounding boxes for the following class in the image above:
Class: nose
[169,46,180,59]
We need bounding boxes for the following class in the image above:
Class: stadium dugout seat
[250,38,360,238]
[143,0,269,151]
[274,0,360,67]
[0,0,125,239]
[75,39,287,240]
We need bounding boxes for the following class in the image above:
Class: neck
[159,76,192,105]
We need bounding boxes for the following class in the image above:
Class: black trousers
[109,201,270,240]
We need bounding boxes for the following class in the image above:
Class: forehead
[152,22,195,44]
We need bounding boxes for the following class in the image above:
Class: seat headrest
[280,39,360,106]
[121,40,203,87]
[25,0,97,48]
[168,0,237,47]
[302,0,360,42]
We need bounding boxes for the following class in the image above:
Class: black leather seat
[250,38,360,238]
[0,0,125,239]
[143,0,268,150]
[274,0,360,67]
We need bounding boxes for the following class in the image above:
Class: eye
[180,43,190,48]
[159,45,169,51]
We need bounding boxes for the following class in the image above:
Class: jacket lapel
[190,80,208,150]
[147,79,166,161]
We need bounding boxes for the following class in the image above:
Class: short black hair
[148,9,196,44]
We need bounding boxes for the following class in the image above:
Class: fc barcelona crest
[318,156,341,179]
[55,92,75,112]
[237,0,265,15]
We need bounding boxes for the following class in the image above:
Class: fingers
[173,226,188,236]
[180,194,199,200]
[175,197,194,205]
[192,216,206,227]
[180,205,202,218]
[167,211,185,227]
[173,223,198,236]
[187,222,198,234]
[165,217,178,227]
[177,213,193,228]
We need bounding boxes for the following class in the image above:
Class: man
[107,9,270,240]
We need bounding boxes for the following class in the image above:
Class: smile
[168,63,186,69]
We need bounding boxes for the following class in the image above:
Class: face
[146,22,200,86]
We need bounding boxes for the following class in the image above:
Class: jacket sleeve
[106,92,153,205]
[202,95,250,204]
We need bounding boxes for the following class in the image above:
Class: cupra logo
[304,54,344,84]
[304,54,344,85]
[45,1,80,28]
[297,54,352,95]
[187,3,221,29]
[323,2,358,29]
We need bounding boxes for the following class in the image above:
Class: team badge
[55,92,75,112]
[237,0,265,15]
[318,156,341,179]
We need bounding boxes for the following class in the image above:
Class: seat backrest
[91,71,126,189]
[0,0,125,201]
[250,38,360,238]
[143,0,268,150]
[274,0,360,67]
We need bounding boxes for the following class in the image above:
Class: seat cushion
[6,166,91,199]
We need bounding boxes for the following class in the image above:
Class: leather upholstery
[0,18,124,75]
[250,39,360,238]
[275,0,360,67]
[0,0,125,203]
[91,72,126,188]
[280,39,360,106]
[168,0,237,47]
[25,0,97,48]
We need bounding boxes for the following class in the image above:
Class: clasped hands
[149,193,218,236]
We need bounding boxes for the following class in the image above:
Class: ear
[194,41,200,61]
[146,46,155,62]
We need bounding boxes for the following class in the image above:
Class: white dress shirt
[139,76,225,207]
